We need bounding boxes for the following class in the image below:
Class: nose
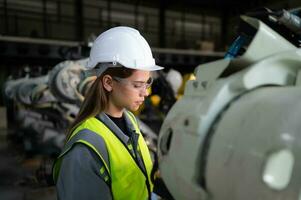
[140,87,149,97]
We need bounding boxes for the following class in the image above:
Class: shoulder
[62,128,110,169]
[63,143,102,172]
[57,144,112,197]
[55,129,111,184]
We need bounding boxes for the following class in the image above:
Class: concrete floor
[0,107,56,200]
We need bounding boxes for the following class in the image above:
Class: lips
[136,101,144,105]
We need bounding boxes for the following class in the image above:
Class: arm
[56,144,112,200]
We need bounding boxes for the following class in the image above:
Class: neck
[105,101,124,118]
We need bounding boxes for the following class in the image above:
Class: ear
[102,75,113,92]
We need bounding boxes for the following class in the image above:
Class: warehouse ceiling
[0,0,296,67]
[116,0,290,16]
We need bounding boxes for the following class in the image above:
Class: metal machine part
[48,60,86,104]
[5,77,29,100]
[276,9,301,35]
[4,60,85,155]
[15,109,66,155]
[166,69,183,97]
[5,76,50,103]
[158,15,301,200]
[14,76,56,106]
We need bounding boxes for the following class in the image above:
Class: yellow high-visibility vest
[53,112,154,200]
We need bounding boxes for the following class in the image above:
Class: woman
[52,27,163,200]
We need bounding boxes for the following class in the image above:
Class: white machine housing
[158,16,301,200]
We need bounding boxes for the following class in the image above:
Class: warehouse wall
[0,0,221,50]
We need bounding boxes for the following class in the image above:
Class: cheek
[124,90,139,103]
[112,88,137,104]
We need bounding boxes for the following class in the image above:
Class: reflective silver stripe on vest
[62,129,110,169]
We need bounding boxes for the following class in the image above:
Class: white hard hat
[87,26,163,74]
[166,69,183,95]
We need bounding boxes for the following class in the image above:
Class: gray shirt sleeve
[56,144,112,200]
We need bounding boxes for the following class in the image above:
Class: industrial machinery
[158,9,301,200]
[4,60,88,155]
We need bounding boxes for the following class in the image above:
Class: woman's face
[109,70,151,112]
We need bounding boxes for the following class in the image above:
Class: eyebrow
[132,80,146,83]
[132,77,152,83]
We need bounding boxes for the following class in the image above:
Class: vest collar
[97,111,136,144]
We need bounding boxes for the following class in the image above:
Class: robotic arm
[158,10,301,200]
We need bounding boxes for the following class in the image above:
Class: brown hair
[66,66,135,140]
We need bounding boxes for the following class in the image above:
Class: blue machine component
[224,35,248,59]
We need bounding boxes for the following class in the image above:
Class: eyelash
[133,83,143,88]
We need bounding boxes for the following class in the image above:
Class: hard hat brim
[133,64,164,71]
[87,60,164,72]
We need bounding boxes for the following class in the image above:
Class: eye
[133,82,144,88]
